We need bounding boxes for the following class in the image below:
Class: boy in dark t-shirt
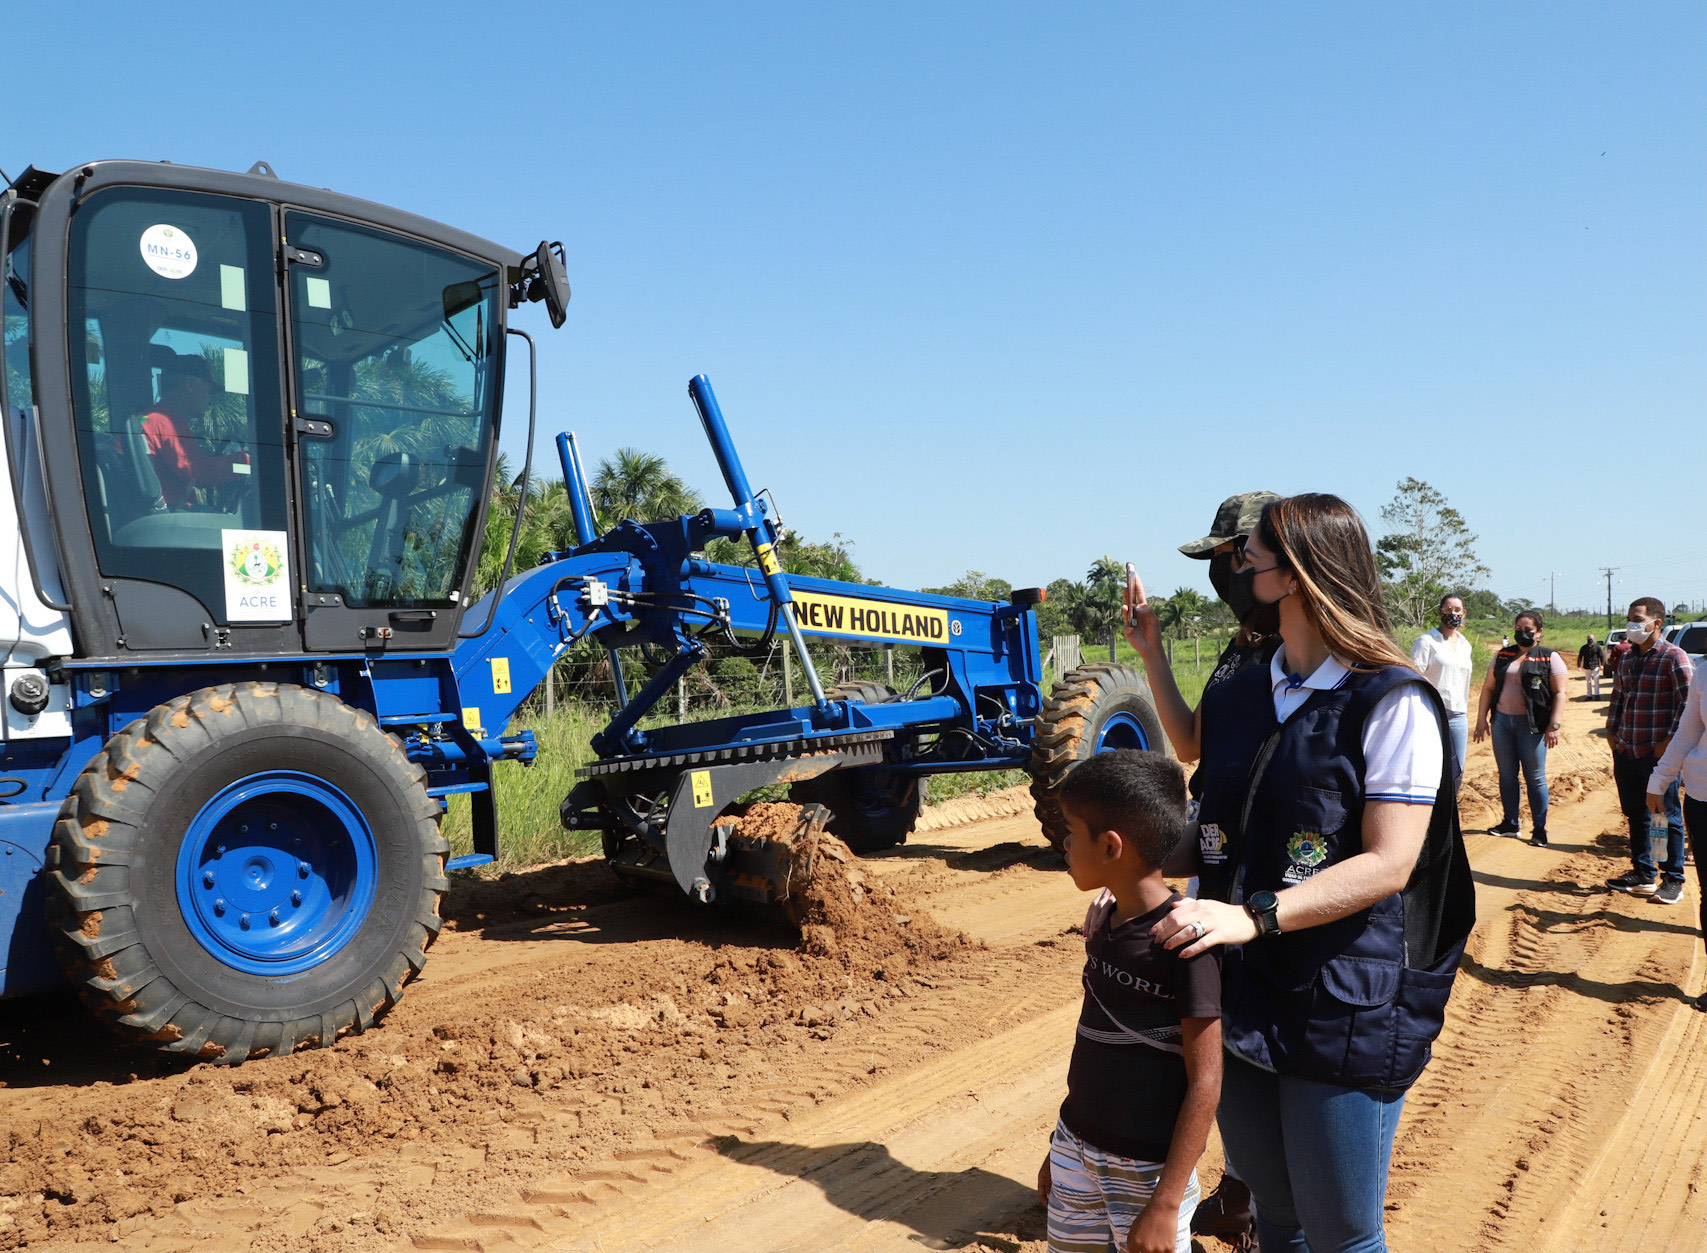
[1038,750,1221,1253]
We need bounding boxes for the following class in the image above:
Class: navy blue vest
[1196,661,1476,1093]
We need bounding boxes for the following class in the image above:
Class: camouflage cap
[1177,491,1282,559]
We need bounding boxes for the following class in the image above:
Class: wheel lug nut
[238,825,248,835]
[213,899,226,916]
[239,914,251,930]
[268,910,281,926]
[297,860,310,878]
[202,871,215,888]
[215,845,226,857]
[269,822,278,831]
[290,890,303,906]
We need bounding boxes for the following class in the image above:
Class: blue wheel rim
[1093,712,1149,753]
[175,771,378,975]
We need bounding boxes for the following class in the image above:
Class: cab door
[282,212,504,653]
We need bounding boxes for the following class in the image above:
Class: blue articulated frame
[0,374,1048,996]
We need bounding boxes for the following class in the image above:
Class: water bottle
[1649,808,1669,840]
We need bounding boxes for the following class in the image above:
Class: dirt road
[1,675,1701,1252]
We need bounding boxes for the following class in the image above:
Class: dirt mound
[0,805,978,1250]
[915,783,1034,832]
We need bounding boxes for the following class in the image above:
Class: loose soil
[1,670,1700,1252]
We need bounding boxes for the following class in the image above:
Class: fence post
[545,663,555,717]
[1052,635,1081,678]
[782,647,794,707]
[676,676,686,719]
[1108,632,1117,663]
[884,644,894,687]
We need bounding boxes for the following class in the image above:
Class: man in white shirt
[1411,594,1473,786]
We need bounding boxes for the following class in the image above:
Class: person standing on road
[1124,489,1280,1249]
[1039,751,1220,1253]
[1645,669,1707,1009]
[1147,493,1476,1253]
[1474,610,1566,846]
[1578,635,1606,700]
[1411,594,1473,786]
[1606,598,1693,904]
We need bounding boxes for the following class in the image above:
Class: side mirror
[527,240,570,328]
[369,451,421,496]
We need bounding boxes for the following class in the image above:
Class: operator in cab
[141,353,249,509]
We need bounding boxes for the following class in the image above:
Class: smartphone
[1124,562,1144,625]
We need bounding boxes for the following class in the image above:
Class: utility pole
[1600,567,1619,633]
[1549,572,1560,617]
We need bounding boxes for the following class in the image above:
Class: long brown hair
[1257,494,1415,673]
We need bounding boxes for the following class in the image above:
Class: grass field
[446,610,1628,871]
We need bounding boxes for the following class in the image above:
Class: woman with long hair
[1144,493,1475,1253]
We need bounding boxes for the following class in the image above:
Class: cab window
[287,213,499,609]
[67,188,287,624]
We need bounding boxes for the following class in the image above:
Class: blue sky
[12,4,1704,617]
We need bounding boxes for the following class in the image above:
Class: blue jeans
[1490,711,1548,832]
[1445,712,1467,784]
[1612,750,1686,883]
[1219,1053,1406,1253]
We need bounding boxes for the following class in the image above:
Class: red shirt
[140,409,247,509]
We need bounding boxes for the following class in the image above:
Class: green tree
[922,570,1013,601]
[1377,478,1490,629]
[1155,587,1210,640]
[1034,577,1079,639]
[592,447,704,526]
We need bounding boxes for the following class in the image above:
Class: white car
[1663,622,1706,666]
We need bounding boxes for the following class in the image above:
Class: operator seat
[121,413,168,517]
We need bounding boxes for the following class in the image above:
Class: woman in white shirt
[1410,594,1474,784]
[1646,672,1705,1012]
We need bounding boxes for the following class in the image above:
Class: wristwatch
[1548,721,1561,731]
[1246,890,1281,938]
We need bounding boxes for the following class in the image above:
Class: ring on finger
[1189,921,1206,940]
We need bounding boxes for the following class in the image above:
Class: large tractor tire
[46,682,447,1064]
[790,681,923,854]
[1029,663,1167,852]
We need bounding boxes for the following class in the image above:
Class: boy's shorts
[1046,1118,1198,1253]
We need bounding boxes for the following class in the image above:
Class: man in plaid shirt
[1605,596,1694,903]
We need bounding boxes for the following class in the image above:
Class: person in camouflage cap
[1177,491,1281,561]
[1125,489,1279,1249]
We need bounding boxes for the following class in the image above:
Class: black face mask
[1209,552,1257,621]
[1210,551,1280,636]
[1514,627,1536,648]
[1439,611,1464,629]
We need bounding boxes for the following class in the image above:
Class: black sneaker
[1695,991,1707,1013]
[1190,1174,1254,1242]
[1528,832,1549,847]
[1489,820,1521,837]
[1606,871,1657,893]
[1652,880,1684,906]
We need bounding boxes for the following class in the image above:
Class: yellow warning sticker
[691,770,714,808]
[489,657,512,694]
[755,542,781,577]
[461,707,482,733]
[789,590,951,645]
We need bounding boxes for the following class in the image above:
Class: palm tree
[591,448,703,526]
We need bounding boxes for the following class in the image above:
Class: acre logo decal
[221,529,291,622]
[1281,829,1331,884]
[230,538,283,587]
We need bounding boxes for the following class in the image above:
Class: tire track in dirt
[1384,688,1703,1253]
[3,679,1700,1252]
